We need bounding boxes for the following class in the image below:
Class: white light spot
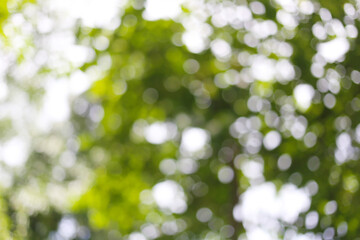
[305,211,318,229]
[304,132,317,148]
[247,228,273,240]
[142,224,160,239]
[94,36,109,51]
[324,93,336,109]
[53,0,122,29]
[278,154,292,171]
[293,84,315,111]
[236,6,253,21]
[324,200,337,215]
[218,166,234,184]
[69,70,91,95]
[58,216,77,239]
[89,105,104,123]
[299,1,315,15]
[1,137,29,167]
[182,31,207,54]
[250,2,265,15]
[251,56,276,82]
[318,38,350,63]
[129,232,147,240]
[276,10,298,29]
[177,158,198,174]
[183,59,200,74]
[42,79,70,123]
[143,0,183,21]
[319,8,332,21]
[278,184,310,223]
[196,208,213,222]
[0,81,8,101]
[276,59,295,82]
[152,180,187,214]
[144,122,177,145]
[241,160,264,179]
[211,39,231,61]
[181,127,209,153]
[234,182,310,226]
[263,131,281,150]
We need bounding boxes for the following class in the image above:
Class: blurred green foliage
[2,0,360,239]
[68,0,360,239]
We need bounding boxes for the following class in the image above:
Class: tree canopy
[1,0,360,239]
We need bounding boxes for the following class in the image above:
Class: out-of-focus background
[0,0,359,239]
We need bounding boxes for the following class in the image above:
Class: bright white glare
[181,127,208,153]
[41,78,70,125]
[275,0,297,12]
[144,122,177,144]
[276,10,298,29]
[0,80,8,101]
[182,31,207,54]
[0,167,13,188]
[211,39,231,61]
[318,38,350,63]
[247,228,273,240]
[129,232,147,240]
[218,166,234,183]
[65,45,92,67]
[211,5,252,28]
[236,6,253,22]
[143,0,183,21]
[1,137,29,167]
[181,16,212,54]
[263,131,281,150]
[58,216,77,239]
[52,0,122,29]
[299,1,315,15]
[251,55,276,82]
[276,59,295,82]
[335,132,355,164]
[250,20,278,39]
[69,70,91,95]
[241,160,264,180]
[233,183,278,223]
[312,22,327,40]
[234,182,310,225]
[277,184,311,223]
[293,84,315,111]
[152,180,187,214]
